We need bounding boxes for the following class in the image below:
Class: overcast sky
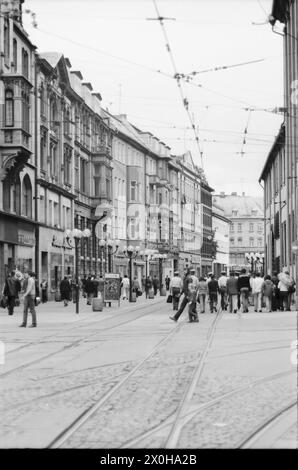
[23,0,284,197]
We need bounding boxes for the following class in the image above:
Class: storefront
[0,213,36,288]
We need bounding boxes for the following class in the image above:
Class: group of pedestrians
[167,266,296,321]
[1,270,40,327]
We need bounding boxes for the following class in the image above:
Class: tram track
[121,368,296,448]
[0,298,168,378]
[238,400,297,448]
[47,317,186,448]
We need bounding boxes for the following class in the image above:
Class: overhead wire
[150,0,203,167]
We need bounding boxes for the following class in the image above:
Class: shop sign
[18,230,35,246]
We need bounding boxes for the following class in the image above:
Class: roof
[38,52,64,69]
[259,124,285,182]
[212,194,264,218]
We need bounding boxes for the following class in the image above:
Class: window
[64,108,71,136]
[22,175,32,218]
[13,39,17,72]
[237,223,242,233]
[5,89,14,127]
[54,202,59,227]
[39,195,45,224]
[64,145,72,185]
[80,158,86,193]
[249,223,254,232]
[249,237,254,247]
[129,218,136,239]
[4,19,9,64]
[257,224,262,233]
[40,83,46,117]
[48,200,53,226]
[40,129,47,171]
[13,175,21,214]
[257,238,262,247]
[22,91,30,133]
[50,97,57,129]
[130,181,137,201]
[50,142,57,177]
[22,49,29,78]
[230,223,234,232]
[237,238,242,247]
[232,210,238,217]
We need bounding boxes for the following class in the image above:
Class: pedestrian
[261,275,274,312]
[132,277,141,297]
[169,269,191,322]
[141,275,146,293]
[197,276,208,313]
[60,276,72,306]
[122,275,130,300]
[208,274,219,313]
[187,279,199,322]
[19,271,37,327]
[85,275,94,305]
[250,272,264,312]
[278,268,295,311]
[169,271,183,310]
[40,279,48,303]
[218,271,228,311]
[271,271,280,311]
[226,271,239,313]
[165,275,170,291]
[238,268,251,313]
[3,271,21,316]
[145,276,152,297]
[152,275,159,296]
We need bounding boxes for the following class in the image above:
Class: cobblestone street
[0,297,297,449]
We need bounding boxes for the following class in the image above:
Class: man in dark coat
[4,271,21,315]
[84,276,94,305]
[152,275,159,296]
[60,276,72,306]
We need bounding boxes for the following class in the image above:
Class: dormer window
[232,210,238,217]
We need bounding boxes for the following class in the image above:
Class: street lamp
[98,238,120,275]
[140,249,155,298]
[66,228,91,314]
[122,245,140,302]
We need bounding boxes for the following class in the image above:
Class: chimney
[242,192,245,196]
[220,191,225,197]
[231,192,237,196]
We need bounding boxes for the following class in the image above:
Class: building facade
[213,193,264,272]
[0,0,37,288]
[0,0,213,291]
[212,200,230,277]
[267,0,297,282]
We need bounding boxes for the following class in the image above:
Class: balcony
[148,174,160,185]
[92,144,112,166]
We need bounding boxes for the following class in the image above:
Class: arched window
[13,175,21,215]
[22,175,32,218]
[3,174,11,211]
[5,89,14,127]
[50,97,57,128]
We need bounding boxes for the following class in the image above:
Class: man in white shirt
[121,275,130,300]
[250,272,264,312]
[19,271,37,327]
[169,271,183,310]
[218,271,228,311]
